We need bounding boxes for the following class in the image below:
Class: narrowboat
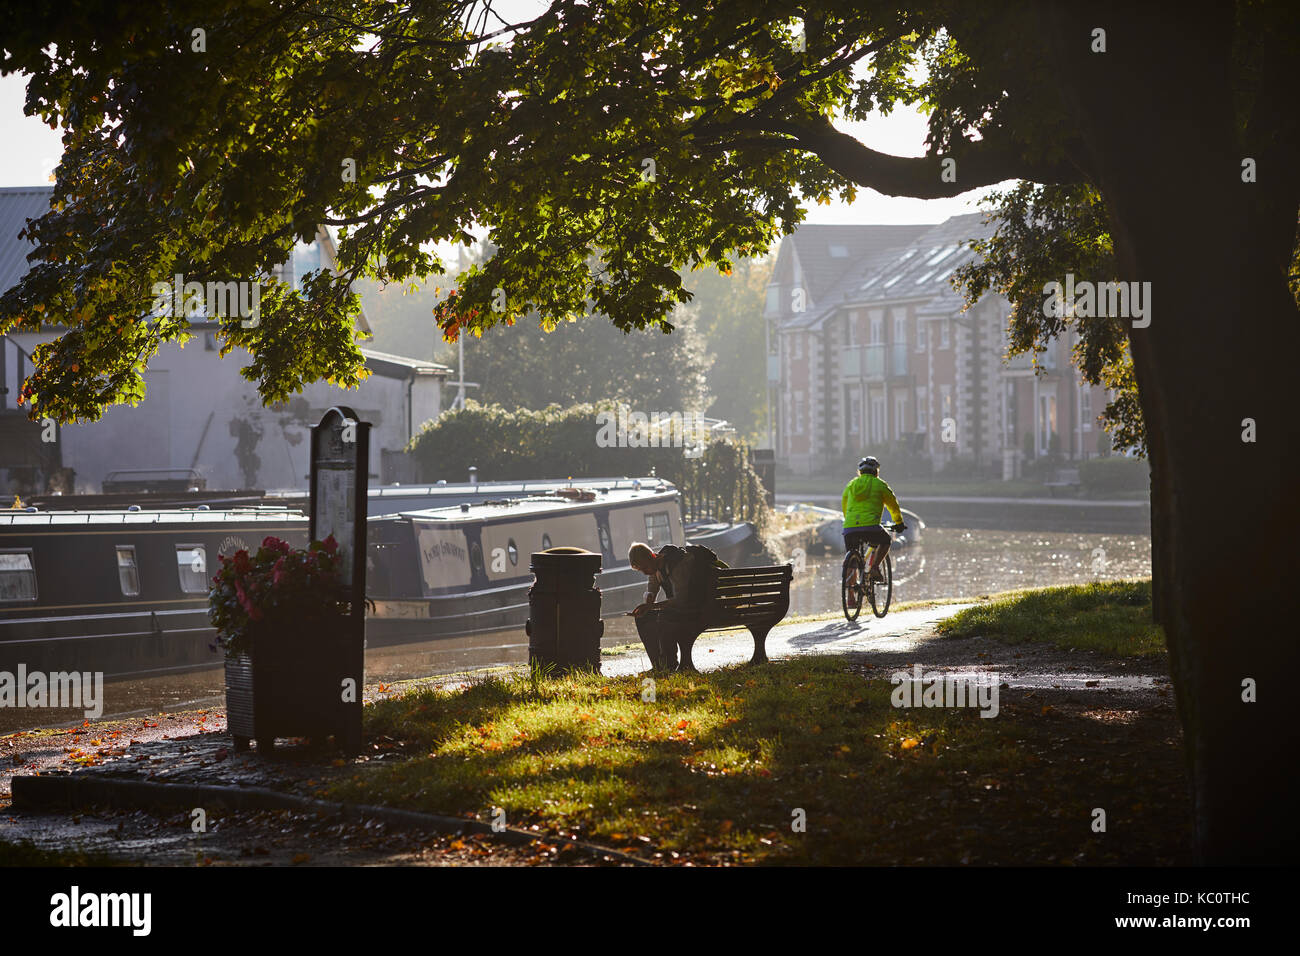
[0,480,685,680]
[0,506,308,680]
[365,483,685,641]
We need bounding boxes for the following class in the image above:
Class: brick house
[766,214,1112,479]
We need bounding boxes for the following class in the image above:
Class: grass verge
[936,579,1164,656]
[320,654,1188,865]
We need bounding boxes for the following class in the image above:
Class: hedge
[409,400,770,530]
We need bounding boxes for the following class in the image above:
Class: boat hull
[1,486,684,683]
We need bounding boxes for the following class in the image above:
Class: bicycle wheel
[841,550,864,622]
[869,553,893,618]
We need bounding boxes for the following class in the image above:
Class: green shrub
[408,400,771,530]
[1079,455,1149,496]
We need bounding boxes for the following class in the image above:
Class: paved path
[596,604,1169,701]
[599,604,977,676]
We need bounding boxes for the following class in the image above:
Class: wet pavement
[0,598,1174,866]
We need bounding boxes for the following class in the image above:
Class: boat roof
[0,507,308,526]
[385,485,678,523]
[266,475,672,501]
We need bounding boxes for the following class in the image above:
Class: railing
[102,469,208,493]
[843,343,909,379]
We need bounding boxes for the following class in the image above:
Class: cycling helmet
[858,456,879,475]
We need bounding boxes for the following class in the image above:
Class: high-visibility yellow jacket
[842,473,902,529]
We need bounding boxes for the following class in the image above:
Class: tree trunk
[1044,0,1300,862]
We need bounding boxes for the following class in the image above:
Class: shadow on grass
[323,657,1190,865]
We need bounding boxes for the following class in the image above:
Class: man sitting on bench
[628,541,717,672]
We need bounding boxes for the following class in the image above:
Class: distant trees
[360,252,769,434]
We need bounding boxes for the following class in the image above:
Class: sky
[0,24,1003,233]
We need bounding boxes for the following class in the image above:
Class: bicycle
[841,524,903,621]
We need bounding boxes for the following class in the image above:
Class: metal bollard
[525,547,603,673]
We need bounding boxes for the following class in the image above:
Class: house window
[1039,392,1058,454]
[939,321,951,349]
[870,313,884,345]
[644,511,671,547]
[792,336,802,359]
[870,395,886,442]
[846,386,861,436]
[916,387,928,432]
[895,393,908,437]
[175,544,208,594]
[0,550,37,602]
[116,546,140,597]
[893,314,908,349]
[916,322,927,352]
[1080,386,1093,431]
[940,385,953,421]
[793,393,806,435]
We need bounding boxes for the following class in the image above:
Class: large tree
[2,0,1297,862]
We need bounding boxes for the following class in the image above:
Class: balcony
[842,343,908,380]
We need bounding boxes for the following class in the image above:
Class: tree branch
[743,113,1085,198]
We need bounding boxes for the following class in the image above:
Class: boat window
[507,539,518,566]
[645,511,671,546]
[175,544,209,594]
[0,550,37,602]
[541,533,552,550]
[116,546,141,596]
[469,541,484,575]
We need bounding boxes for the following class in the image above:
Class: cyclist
[842,456,906,586]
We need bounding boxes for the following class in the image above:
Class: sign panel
[309,406,369,596]
[308,406,370,753]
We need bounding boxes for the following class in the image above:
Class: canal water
[785,526,1151,618]
[1,526,1151,733]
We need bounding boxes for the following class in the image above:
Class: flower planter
[224,611,362,753]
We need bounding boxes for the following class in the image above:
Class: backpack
[661,543,729,610]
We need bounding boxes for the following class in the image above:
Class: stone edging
[11,773,652,867]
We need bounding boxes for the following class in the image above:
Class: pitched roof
[0,185,55,298]
[359,347,451,378]
[784,235,933,330]
[772,223,931,304]
[850,212,992,312]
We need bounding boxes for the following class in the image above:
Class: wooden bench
[1044,467,1081,497]
[677,564,793,670]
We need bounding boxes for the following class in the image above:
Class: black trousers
[635,609,702,671]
